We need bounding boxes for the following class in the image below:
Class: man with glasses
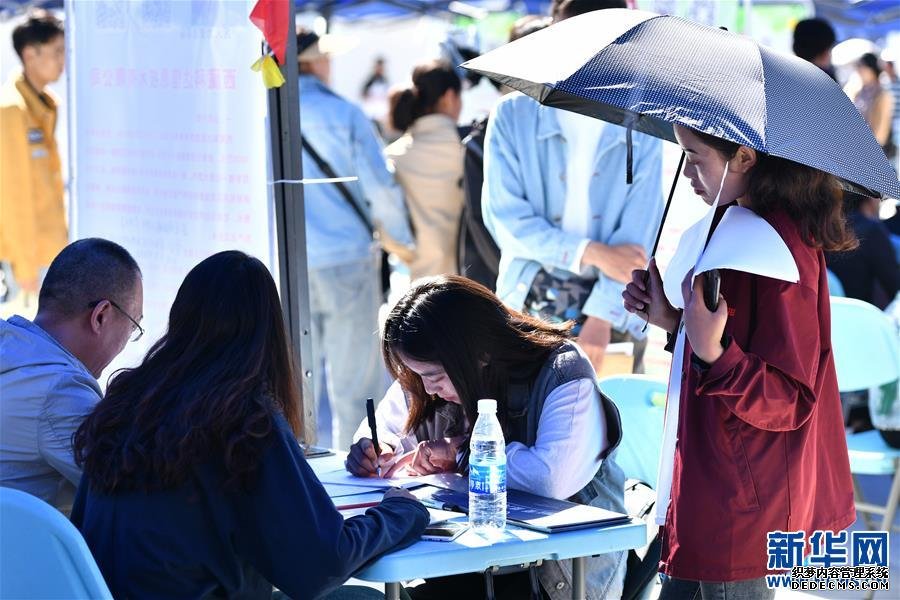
[0,238,142,512]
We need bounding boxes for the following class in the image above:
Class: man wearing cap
[296,28,415,449]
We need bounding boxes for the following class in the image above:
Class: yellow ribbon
[251,55,285,89]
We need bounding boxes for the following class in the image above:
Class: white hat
[297,30,356,62]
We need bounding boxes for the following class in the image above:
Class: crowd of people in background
[2,2,900,600]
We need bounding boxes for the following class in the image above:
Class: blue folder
[414,486,631,533]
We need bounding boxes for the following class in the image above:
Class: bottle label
[469,463,506,495]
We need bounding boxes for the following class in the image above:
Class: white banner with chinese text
[67,0,273,380]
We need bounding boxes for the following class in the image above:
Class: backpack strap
[300,135,374,235]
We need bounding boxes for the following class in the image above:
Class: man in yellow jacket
[0,12,65,297]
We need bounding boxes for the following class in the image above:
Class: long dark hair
[389,60,461,132]
[382,275,572,434]
[74,251,303,493]
[693,129,857,252]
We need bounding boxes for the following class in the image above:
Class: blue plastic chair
[0,487,112,599]
[598,375,667,489]
[830,297,900,533]
[831,297,899,393]
[826,268,845,297]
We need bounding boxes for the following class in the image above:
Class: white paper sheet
[317,468,432,490]
[338,505,463,525]
[658,170,727,524]
[663,203,719,310]
[323,483,388,498]
[665,205,799,311]
[655,325,685,525]
[694,206,799,283]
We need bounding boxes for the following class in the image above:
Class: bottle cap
[477,399,497,413]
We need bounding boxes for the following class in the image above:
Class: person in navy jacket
[71,251,428,599]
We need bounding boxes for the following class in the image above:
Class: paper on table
[333,491,384,510]
[427,508,466,524]
[339,505,463,525]
[416,472,468,493]
[323,483,387,498]
[317,468,430,490]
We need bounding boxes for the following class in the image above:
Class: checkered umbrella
[463,9,900,200]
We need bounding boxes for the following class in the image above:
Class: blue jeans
[309,253,387,449]
[659,576,775,600]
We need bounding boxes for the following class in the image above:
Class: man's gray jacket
[0,315,100,510]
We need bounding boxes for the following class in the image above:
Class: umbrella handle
[642,151,686,333]
[640,269,651,334]
[649,151,686,259]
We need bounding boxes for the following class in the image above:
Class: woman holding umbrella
[463,9,899,597]
[623,124,857,598]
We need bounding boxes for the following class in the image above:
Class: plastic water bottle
[469,399,506,532]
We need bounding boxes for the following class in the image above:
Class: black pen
[419,497,464,512]
[366,397,381,478]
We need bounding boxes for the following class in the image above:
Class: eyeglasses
[88,299,144,342]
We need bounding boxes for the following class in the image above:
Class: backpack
[458,116,501,289]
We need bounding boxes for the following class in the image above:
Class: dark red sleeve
[695,276,821,431]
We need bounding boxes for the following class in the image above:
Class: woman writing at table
[346,275,627,600]
[71,251,429,600]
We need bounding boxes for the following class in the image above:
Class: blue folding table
[309,454,647,600]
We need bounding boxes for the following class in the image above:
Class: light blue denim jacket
[482,93,664,336]
[0,316,101,511]
[299,75,414,270]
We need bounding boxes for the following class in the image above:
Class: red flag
[249,0,289,65]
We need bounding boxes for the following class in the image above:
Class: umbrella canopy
[463,8,900,200]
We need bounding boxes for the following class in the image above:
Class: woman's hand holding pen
[622,258,680,332]
[346,438,397,477]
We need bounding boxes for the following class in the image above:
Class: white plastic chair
[831,297,900,533]
[0,487,112,599]
[598,375,667,488]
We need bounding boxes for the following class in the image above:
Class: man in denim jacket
[481,0,663,376]
[482,87,663,373]
[297,30,415,447]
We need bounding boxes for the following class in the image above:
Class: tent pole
[268,1,316,441]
